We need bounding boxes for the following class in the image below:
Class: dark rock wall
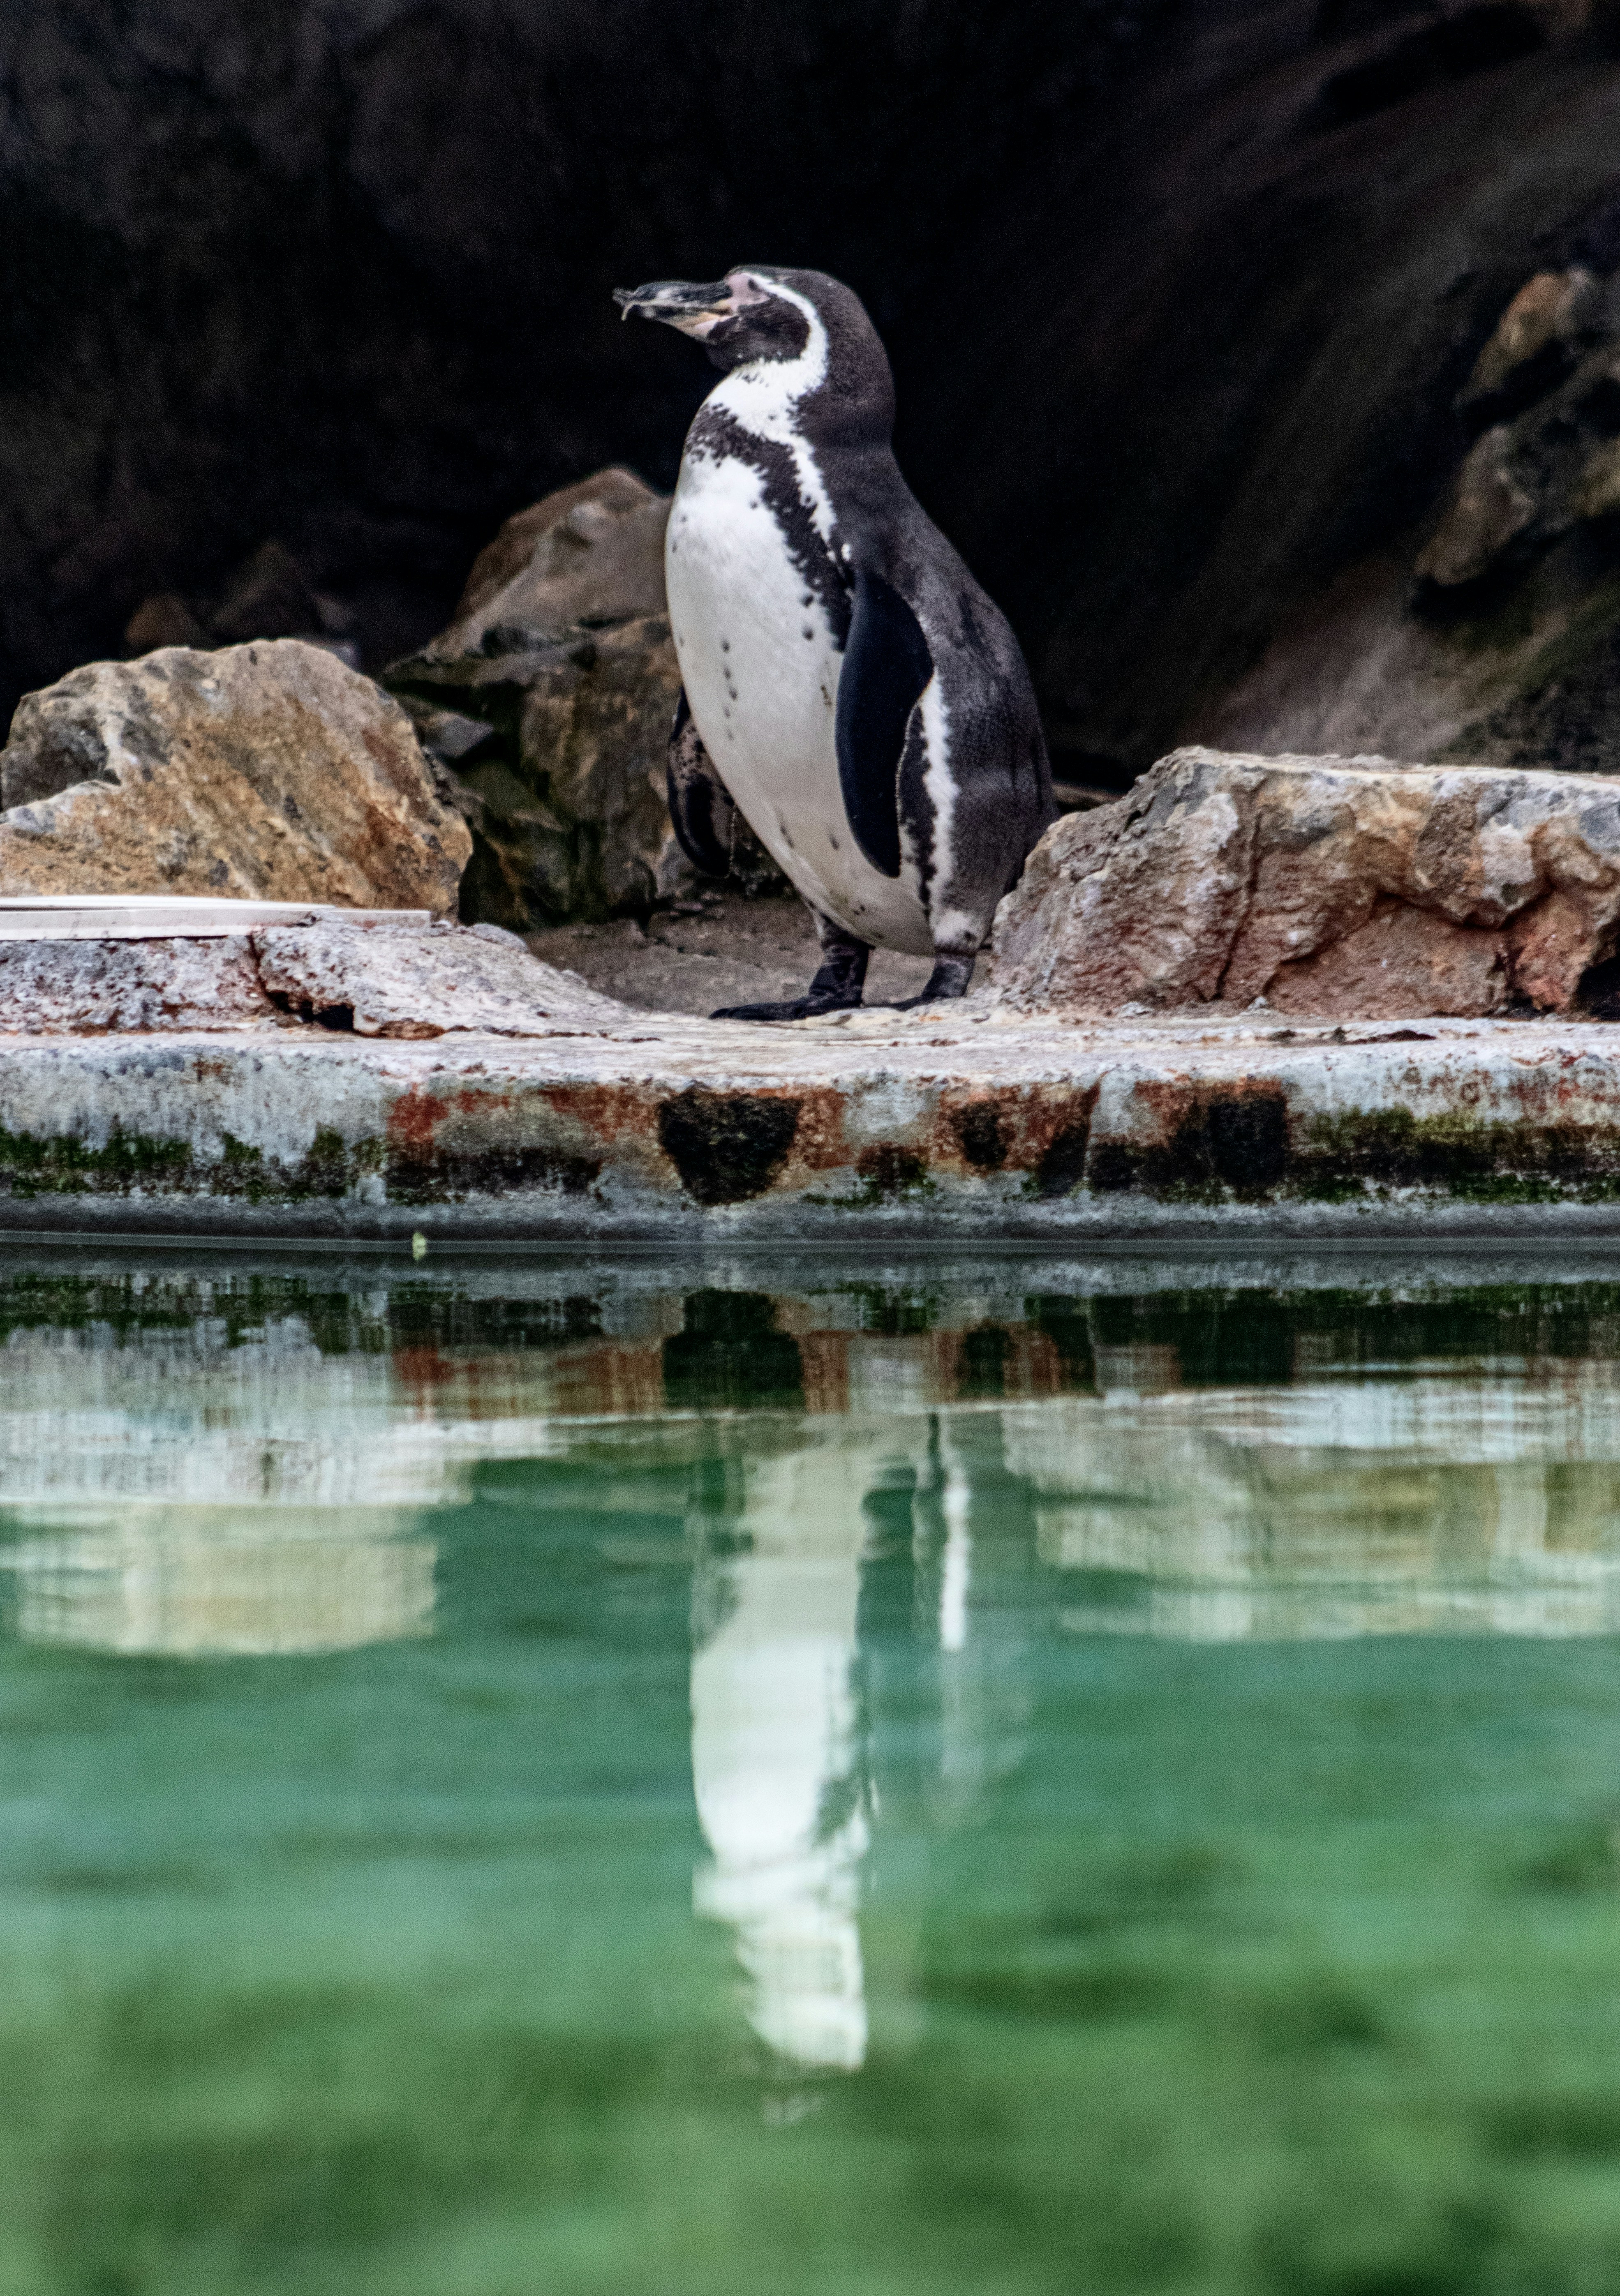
[952,0,1620,779]
[0,0,1160,722]
[5,0,1620,775]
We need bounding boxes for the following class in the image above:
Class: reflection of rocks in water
[20,1269,1620,1671]
[664,1292,806,1415]
[689,1441,875,2071]
[0,1308,638,1659]
[1007,1373,1620,1639]
[752,1294,1073,1419]
[0,1313,678,1516]
[5,1506,434,1656]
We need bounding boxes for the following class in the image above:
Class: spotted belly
[664,454,934,955]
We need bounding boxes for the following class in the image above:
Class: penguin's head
[615,268,895,440]
[612,268,817,371]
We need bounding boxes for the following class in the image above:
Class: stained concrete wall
[0,1011,1615,1239]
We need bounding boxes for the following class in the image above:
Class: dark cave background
[5,0,1620,779]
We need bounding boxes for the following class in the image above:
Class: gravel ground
[526,891,934,1016]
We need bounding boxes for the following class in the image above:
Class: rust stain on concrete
[544,1082,665,1145]
[777,1086,856,1175]
[385,1088,451,1154]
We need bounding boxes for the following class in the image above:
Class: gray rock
[122,541,358,663]
[1414,311,1620,593]
[430,468,670,658]
[388,470,786,928]
[1413,426,1539,588]
[1571,435,1620,523]
[409,706,495,766]
[123,594,209,654]
[210,540,333,644]
[250,915,637,1036]
[1456,268,1602,411]
[1206,269,1620,781]
[0,640,471,912]
[989,745,1620,1020]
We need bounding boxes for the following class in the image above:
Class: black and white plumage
[614,265,1055,1019]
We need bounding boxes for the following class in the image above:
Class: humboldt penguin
[613,265,1055,1019]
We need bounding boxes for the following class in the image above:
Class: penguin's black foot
[710,993,864,1022]
[714,930,872,1021]
[880,954,976,1009]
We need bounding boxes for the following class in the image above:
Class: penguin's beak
[612,278,736,337]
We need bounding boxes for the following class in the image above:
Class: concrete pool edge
[0,1012,1617,1241]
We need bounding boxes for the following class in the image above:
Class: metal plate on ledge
[0,898,432,941]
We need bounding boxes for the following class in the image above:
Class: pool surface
[7,1250,1620,2292]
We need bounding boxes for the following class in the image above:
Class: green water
[8,1259,1620,2292]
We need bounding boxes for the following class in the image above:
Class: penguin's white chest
[665,448,932,954]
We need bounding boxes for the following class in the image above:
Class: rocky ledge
[0,992,1615,1242]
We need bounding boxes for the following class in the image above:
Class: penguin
[613,266,1055,1020]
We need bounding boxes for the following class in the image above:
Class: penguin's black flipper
[667,690,735,877]
[835,565,933,880]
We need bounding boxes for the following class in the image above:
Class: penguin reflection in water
[615,266,1055,1020]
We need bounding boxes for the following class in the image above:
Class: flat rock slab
[990,746,1620,1019]
[0,895,428,939]
[252,917,633,1037]
[0,910,637,1038]
[0,1005,1618,1241]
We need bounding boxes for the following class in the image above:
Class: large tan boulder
[388,468,784,927]
[988,746,1620,1020]
[0,640,470,913]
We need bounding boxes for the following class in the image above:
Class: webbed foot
[877,954,976,1009]
[714,916,873,1021]
[710,992,864,1022]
